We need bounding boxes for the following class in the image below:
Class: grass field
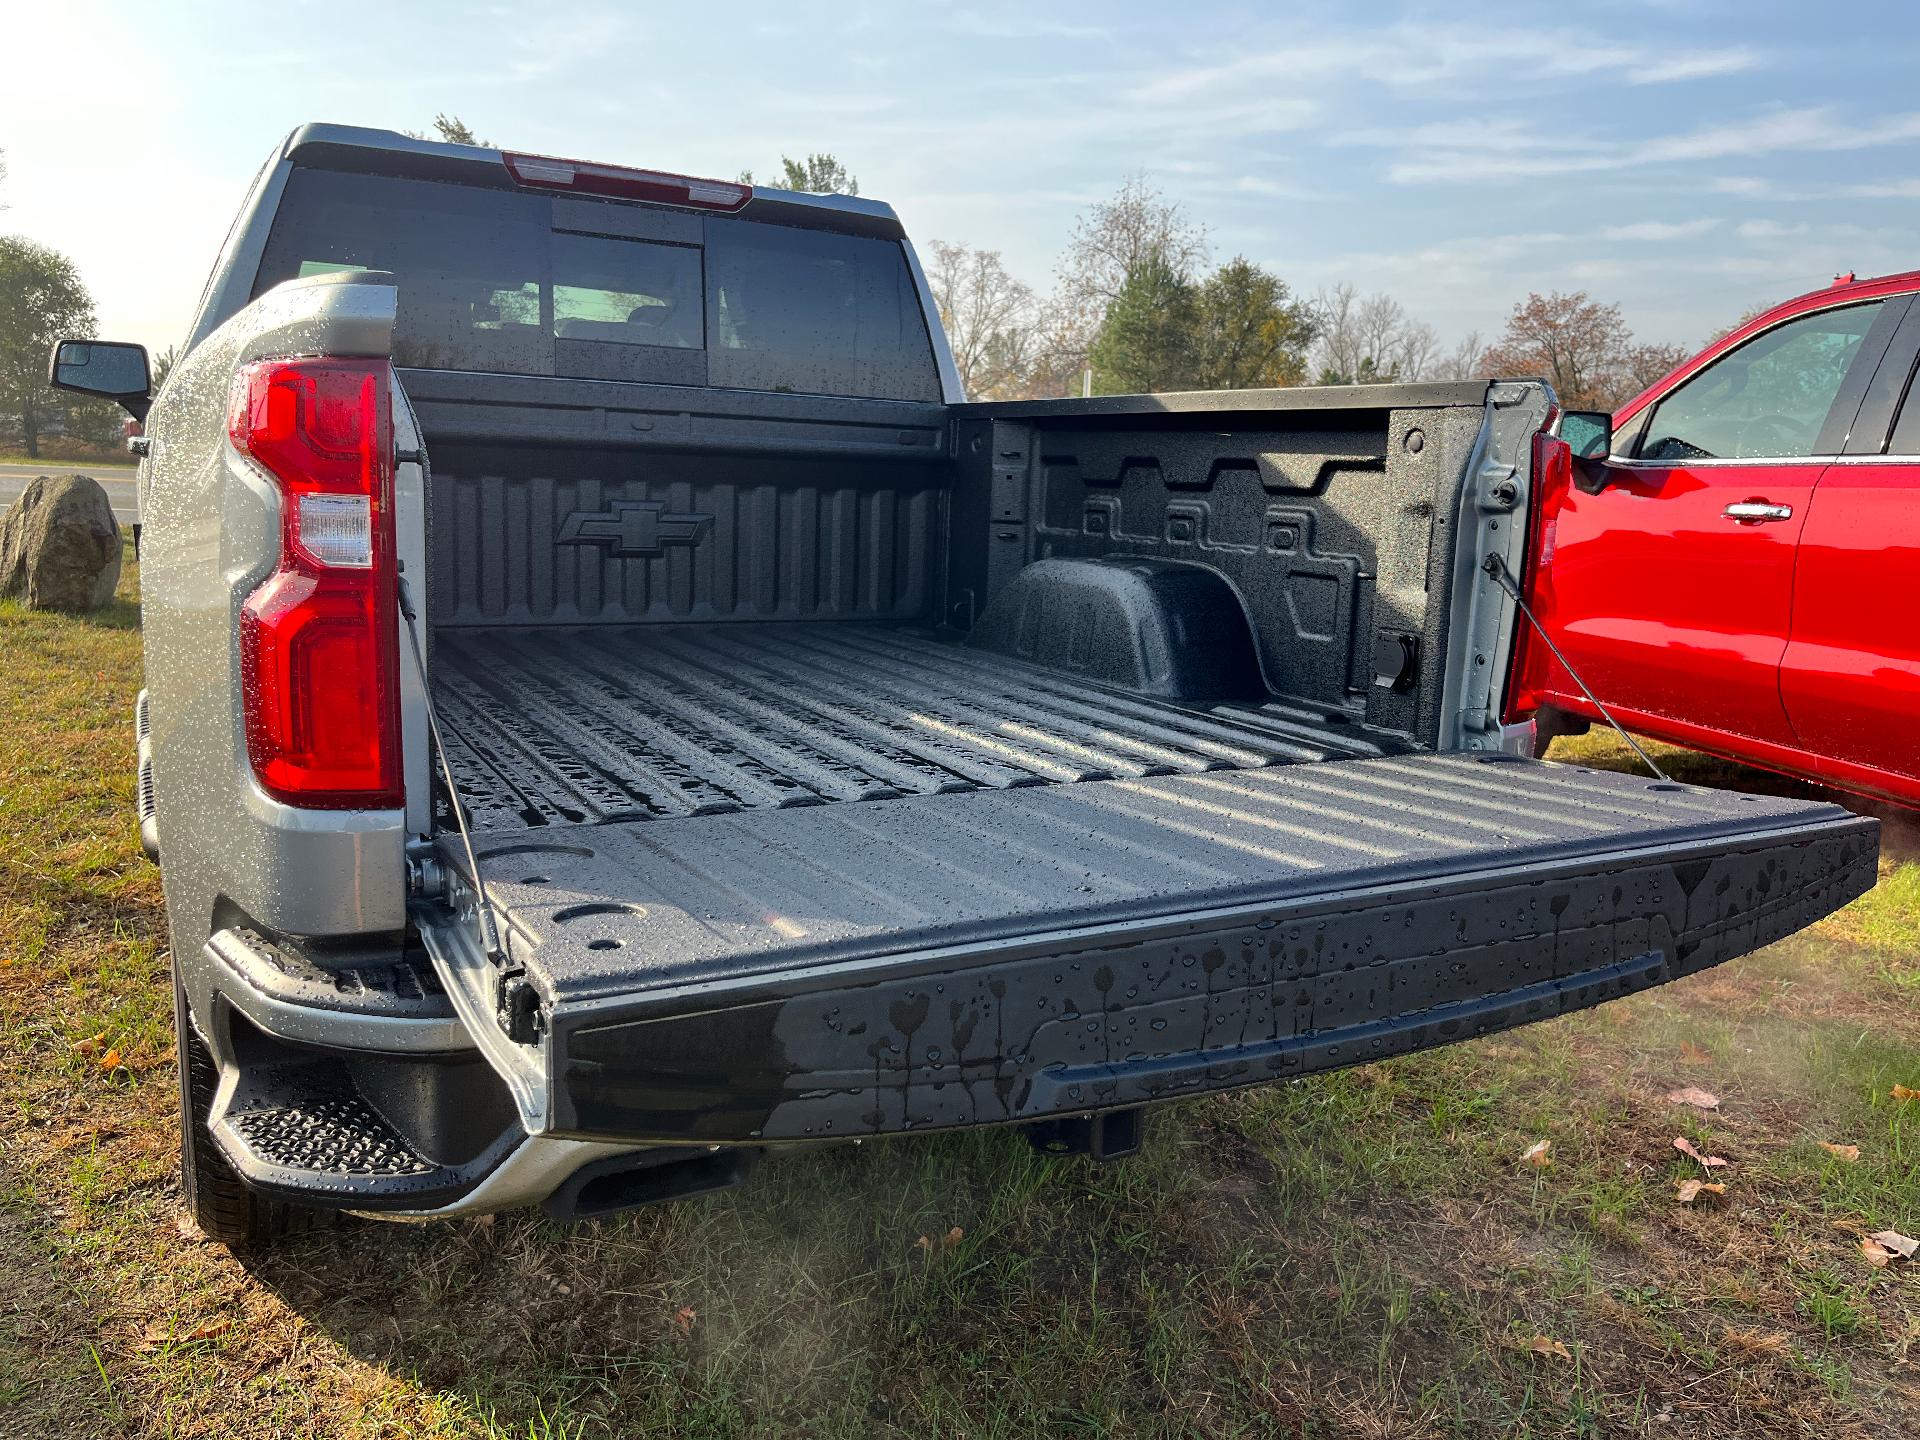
[0,446,136,469]
[2,550,1916,1438]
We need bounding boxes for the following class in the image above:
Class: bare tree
[1309,285,1439,384]
[926,241,1038,399]
[1012,298,1100,400]
[1426,329,1485,382]
[1059,176,1208,319]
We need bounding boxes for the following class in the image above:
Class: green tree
[1087,253,1198,394]
[0,236,95,459]
[1191,258,1317,390]
[1309,284,1439,385]
[407,114,491,147]
[781,153,856,195]
[740,154,858,195]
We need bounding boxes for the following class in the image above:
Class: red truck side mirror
[1557,410,1616,493]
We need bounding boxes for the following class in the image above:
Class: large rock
[0,474,123,612]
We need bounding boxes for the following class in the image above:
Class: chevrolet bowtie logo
[557,500,713,558]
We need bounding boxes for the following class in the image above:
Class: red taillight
[1501,431,1573,725]
[230,357,402,808]
[503,151,752,211]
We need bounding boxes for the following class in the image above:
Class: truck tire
[174,966,331,1249]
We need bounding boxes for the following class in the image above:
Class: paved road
[0,463,139,526]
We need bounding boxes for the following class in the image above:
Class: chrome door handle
[1724,501,1793,523]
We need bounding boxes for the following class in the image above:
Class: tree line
[0,125,1719,459]
[929,172,1692,409]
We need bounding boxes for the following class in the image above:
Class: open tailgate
[415,752,1877,1143]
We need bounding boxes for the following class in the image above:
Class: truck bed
[429,622,1408,833]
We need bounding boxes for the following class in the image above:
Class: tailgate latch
[496,968,544,1045]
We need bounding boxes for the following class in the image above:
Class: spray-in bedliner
[429,622,1409,832]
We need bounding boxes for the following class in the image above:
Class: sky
[4,0,1919,363]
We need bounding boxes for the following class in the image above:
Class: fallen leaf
[1666,1086,1720,1111]
[1820,1142,1861,1163]
[1522,1334,1572,1360]
[672,1305,696,1336]
[1673,1136,1728,1169]
[1894,1084,1920,1102]
[1519,1139,1553,1168]
[1862,1236,1895,1269]
[1720,1328,1793,1357]
[1679,1040,1711,1066]
[70,1032,106,1054]
[98,1048,122,1071]
[1868,1229,1919,1259]
[1675,1179,1727,1204]
[139,1316,231,1350]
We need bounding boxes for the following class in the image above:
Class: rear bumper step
[206,1049,513,1209]
[414,753,1878,1147]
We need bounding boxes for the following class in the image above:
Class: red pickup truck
[1514,269,1920,810]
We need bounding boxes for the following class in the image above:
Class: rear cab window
[251,167,940,401]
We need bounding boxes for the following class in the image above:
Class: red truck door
[1779,304,1920,796]
[1539,297,1902,747]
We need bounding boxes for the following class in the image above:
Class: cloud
[1712,175,1920,203]
[940,11,1114,41]
[1383,107,1920,184]
[1137,27,1758,105]
[1602,219,1721,241]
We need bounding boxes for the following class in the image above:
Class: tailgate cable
[1482,552,1670,782]
[397,572,506,968]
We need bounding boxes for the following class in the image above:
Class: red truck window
[1637,301,1883,462]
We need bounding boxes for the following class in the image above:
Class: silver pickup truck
[51,124,1879,1249]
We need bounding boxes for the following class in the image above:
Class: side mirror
[1557,409,1615,493]
[48,339,152,422]
[1558,409,1612,459]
